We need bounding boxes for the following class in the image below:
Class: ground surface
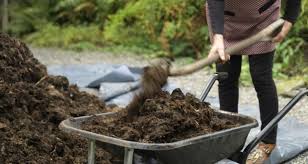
[31,47,308,164]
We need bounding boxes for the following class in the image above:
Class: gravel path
[31,47,308,164]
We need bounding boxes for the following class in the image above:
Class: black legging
[216,51,278,144]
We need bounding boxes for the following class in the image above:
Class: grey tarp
[48,64,177,105]
[48,64,308,163]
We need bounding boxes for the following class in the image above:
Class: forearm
[283,0,301,24]
[207,0,224,34]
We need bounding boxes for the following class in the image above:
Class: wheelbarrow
[59,72,308,164]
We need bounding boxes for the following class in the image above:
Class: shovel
[127,19,285,118]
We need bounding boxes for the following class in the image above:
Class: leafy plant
[53,0,128,26]
[7,0,55,36]
[25,23,104,51]
[274,0,308,75]
[104,0,209,58]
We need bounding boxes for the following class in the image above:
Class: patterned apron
[206,0,281,55]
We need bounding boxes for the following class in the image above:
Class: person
[205,0,301,163]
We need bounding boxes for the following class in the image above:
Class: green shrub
[275,0,308,75]
[7,0,54,36]
[104,0,209,58]
[53,0,129,26]
[25,24,104,50]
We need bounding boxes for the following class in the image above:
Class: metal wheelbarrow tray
[59,73,308,164]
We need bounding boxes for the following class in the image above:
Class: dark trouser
[216,51,278,144]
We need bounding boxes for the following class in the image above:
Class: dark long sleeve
[207,0,225,34]
[207,0,301,34]
[283,0,301,23]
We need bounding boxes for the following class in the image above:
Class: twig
[35,76,48,86]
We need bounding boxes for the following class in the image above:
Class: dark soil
[0,33,116,163]
[82,88,243,143]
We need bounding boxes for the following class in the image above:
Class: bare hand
[272,20,293,43]
[208,34,230,62]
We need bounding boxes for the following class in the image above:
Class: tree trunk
[2,0,8,32]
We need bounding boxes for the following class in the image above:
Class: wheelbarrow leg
[88,139,96,164]
[234,89,308,164]
[124,148,134,164]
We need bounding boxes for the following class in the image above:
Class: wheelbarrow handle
[199,72,228,102]
[236,89,308,163]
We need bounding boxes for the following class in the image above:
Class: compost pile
[82,88,243,143]
[0,33,116,163]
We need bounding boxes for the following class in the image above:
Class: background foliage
[1,0,307,78]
